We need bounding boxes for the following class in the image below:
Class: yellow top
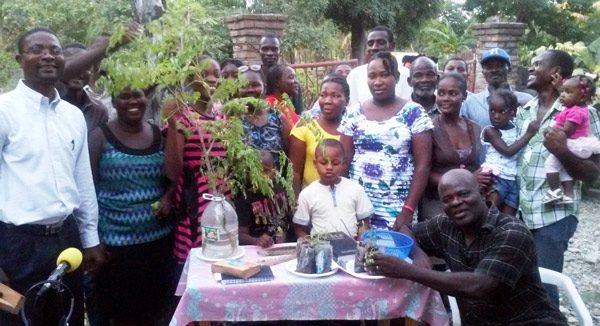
[290,120,341,187]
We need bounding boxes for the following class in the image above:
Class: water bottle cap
[202,193,224,201]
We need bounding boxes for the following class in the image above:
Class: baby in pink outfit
[544,75,600,204]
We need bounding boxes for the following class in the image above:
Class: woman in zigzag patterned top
[88,86,175,325]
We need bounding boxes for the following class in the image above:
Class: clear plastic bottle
[200,193,239,259]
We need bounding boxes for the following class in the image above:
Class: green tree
[249,0,345,63]
[528,38,600,91]
[251,0,442,62]
[320,0,443,61]
[0,0,131,88]
[413,19,476,62]
[0,0,131,47]
[464,0,600,49]
[0,0,235,88]
[411,1,476,62]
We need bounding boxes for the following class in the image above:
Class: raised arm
[63,36,110,81]
[484,120,539,157]
[63,23,143,80]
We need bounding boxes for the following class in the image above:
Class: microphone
[37,248,83,296]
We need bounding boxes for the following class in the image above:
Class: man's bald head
[438,169,487,230]
[410,56,437,78]
[409,56,439,101]
[438,169,479,194]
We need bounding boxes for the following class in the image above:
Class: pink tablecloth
[170,246,449,326]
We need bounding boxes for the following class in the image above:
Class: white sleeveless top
[481,125,519,180]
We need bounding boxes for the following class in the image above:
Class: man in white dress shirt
[0,28,105,325]
[346,26,412,106]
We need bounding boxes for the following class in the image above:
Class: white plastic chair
[447,267,593,326]
[539,267,593,326]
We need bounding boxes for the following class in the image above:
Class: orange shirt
[265,95,299,125]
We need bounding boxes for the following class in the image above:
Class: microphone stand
[21,280,74,326]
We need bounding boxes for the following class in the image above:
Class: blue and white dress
[339,102,433,228]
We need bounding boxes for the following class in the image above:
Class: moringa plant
[99,0,294,206]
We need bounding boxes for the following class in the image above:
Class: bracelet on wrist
[403,204,415,214]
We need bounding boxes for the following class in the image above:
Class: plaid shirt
[516,97,600,229]
[412,207,566,325]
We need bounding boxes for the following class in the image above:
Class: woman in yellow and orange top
[289,74,348,197]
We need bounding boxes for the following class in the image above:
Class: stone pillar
[471,22,527,92]
[226,14,287,65]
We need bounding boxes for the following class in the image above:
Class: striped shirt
[166,107,227,263]
[516,98,600,229]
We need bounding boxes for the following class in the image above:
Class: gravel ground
[561,197,600,325]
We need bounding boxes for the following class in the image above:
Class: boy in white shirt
[293,139,373,239]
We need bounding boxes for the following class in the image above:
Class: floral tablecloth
[170,246,449,325]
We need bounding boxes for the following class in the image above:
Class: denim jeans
[531,215,578,306]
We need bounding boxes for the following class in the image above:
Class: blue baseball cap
[481,48,511,66]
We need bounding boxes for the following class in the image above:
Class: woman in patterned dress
[88,87,174,325]
[339,52,433,230]
[239,65,291,163]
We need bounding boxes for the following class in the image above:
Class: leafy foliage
[100,0,293,202]
[250,0,442,61]
[249,0,346,62]
[409,1,476,64]
[412,19,476,62]
[529,37,600,91]
[0,0,130,47]
[320,0,443,59]
[99,0,218,96]
[0,51,19,92]
[0,0,131,88]
[465,0,600,52]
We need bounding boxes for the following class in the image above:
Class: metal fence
[289,59,359,110]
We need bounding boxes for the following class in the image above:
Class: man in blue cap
[461,48,533,127]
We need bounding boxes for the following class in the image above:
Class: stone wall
[225,14,287,65]
[471,22,527,92]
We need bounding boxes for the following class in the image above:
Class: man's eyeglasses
[22,45,63,56]
[238,65,262,73]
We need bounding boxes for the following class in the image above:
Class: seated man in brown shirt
[367,169,567,325]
